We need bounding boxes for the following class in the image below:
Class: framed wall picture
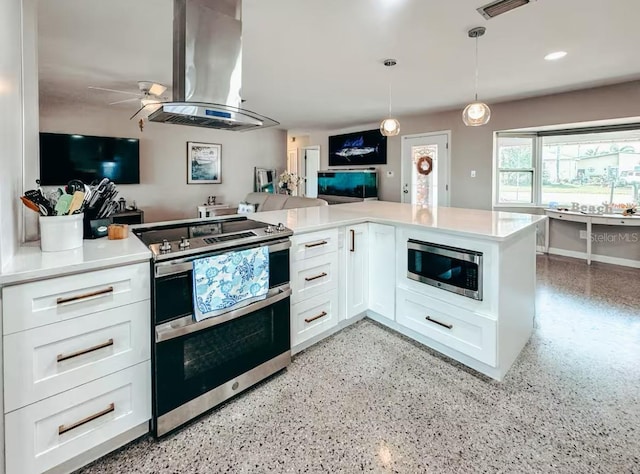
[187,142,221,184]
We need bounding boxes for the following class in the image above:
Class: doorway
[300,146,320,198]
[401,132,450,206]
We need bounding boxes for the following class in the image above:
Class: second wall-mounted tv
[39,132,140,185]
[328,129,387,166]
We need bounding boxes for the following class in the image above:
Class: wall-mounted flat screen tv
[328,129,387,166]
[39,132,140,185]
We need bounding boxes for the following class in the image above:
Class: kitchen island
[0,201,544,474]
[253,201,545,381]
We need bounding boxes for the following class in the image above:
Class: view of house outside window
[496,129,640,209]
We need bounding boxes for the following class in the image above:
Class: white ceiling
[38,0,640,133]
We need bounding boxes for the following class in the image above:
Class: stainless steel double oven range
[134,216,292,437]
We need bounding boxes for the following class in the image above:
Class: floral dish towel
[192,246,270,322]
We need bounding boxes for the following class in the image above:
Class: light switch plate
[470,170,476,178]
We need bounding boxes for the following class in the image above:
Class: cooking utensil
[24,189,54,215]
[67,191,85,215]
[20,196,41,214]
[65,179,85,195]
[54,194,73,216]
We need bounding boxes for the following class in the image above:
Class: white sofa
[243,192,328,211]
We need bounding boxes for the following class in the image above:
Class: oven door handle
[155,287,292,342]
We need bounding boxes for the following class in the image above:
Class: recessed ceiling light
[544,51,567,61]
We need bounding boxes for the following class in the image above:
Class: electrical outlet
[579,230,587,239]
[470,170,476,178]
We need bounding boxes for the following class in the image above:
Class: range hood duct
[148,0,279,131]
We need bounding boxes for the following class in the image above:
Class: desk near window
[544,209,640,265]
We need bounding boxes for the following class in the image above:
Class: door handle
[350,229,355,252]
[155,287,292,342]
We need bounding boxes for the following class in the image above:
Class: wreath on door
[416,155,433,176]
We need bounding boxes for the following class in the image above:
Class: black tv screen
[39,132,140,185]
[328,129,387,166]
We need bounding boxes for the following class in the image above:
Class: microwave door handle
[155,287,292,342]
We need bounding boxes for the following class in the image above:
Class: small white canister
[39,213,84,252]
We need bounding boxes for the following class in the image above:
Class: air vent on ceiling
[477,0,530,19]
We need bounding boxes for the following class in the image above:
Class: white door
[301,146,320,198]
[401,132,450,206]
[368,223,395,320]
[346,223,368,318]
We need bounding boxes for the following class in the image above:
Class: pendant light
[462,27,491,127]
[380,59,400,137]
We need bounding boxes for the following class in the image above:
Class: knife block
[83,216,110,239]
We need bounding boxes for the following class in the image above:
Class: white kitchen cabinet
[5,361,151,474]
[368,223,395,320]
[2,261,152,474]
[290,228,339,262]
[4,300,150,412]
[345,223,369,319]
[290,252,338,304]
[290,230,340,349]
[2,262,149,335]
[291,291,339,346]
[396,287,497,366]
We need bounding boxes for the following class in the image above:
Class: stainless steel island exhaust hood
[148,0,279,131]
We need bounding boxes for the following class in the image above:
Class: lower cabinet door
[396,288,497,366]
[291,291,338,347]
[5,361,151,474]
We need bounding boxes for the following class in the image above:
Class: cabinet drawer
[546,211,586,223]
[2,262,150,335]
[396,288,496,366]
[4,300,150,412]
[291,291,338,347]
[291,228,339,261]
[291,252,338,304]
[591,216,640,226]
[5,361,151,474]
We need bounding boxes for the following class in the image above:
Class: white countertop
[255,201,546,240]
[0,235,151,286]
[0,202,544,286]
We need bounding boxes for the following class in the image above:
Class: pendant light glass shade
[462,101,491,126]
[463,27,491,127]
[380,118,400,136]
[380,59,400,137]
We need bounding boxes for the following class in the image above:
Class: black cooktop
[134,217,268,246]
[133,216,291,261]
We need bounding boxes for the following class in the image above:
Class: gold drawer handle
[57,339,114,363]
[304,311,328,323]
[426,316,453,330]
[56,286,114,305]
[58,403,115,435]
[304,272,328,282]
[305,240,327,248]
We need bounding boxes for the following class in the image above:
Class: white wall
[0,0,25,270]
[302,80,640,209]
[37,104,287,231]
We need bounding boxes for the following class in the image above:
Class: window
[495,127,640,208]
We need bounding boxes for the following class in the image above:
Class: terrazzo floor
[78,255,640,473]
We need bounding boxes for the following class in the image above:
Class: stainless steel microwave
[407,239,483,300]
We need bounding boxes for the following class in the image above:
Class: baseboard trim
[547,247,640,269]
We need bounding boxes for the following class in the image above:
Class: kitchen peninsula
[0,201,544,474]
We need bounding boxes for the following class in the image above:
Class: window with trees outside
[495,127,640,209]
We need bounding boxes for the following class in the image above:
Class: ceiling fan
[88,81,168,106]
